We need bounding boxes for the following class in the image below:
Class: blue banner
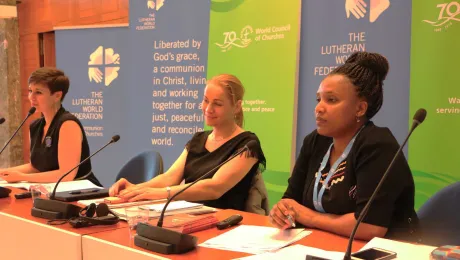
[296,0,412,156]
[57,0,210,186]
[128,0,210,170]
[57,27,130,186]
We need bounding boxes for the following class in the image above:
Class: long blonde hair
[207,74,245,127]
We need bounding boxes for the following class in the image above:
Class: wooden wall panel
[43,32,56,67]
[17,0,129,161]
[18,33,40,160]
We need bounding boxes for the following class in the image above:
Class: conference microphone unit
[0,117,5,124]
[0,107,35,155]
[135,140,259,255]
[31,135,120,220]
[305,109,427,260]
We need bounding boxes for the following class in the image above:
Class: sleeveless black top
[184,131,266,211]
[29,106,102,186]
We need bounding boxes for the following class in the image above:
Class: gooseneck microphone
[343,108,427,260]
[0,118,5,124]
[49,134,120,199]
[0,107,36,155]
[31,135,120,220]
[158,139,258,227]
[135,140,259,254]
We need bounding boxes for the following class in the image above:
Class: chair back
[245,172,269,216]
[115,151,163,184]
[418,181,460,246]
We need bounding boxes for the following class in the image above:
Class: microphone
[135,139,259,255]
[342,109,427,260]
[50,134,120,199]
[0,118,5,124]
[0,107,36,155]
[31,135,120,220]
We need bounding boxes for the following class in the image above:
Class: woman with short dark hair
[0,67,101,186]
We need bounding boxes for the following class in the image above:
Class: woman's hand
[109,178,135,196]
[118,187,166,202]
[270,199,300,229]
[0,170,26,183]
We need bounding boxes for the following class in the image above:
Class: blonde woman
[110,74,266,211]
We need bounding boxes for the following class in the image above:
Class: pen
[286,214,296,228]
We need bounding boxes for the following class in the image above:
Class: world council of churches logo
[88,46,120,87]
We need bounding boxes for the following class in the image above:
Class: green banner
[410,0,460,209]
[207,0,301,207]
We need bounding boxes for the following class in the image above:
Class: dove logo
[215,25,253,52]
[422,2,460,32]
[345,0,390,23]
[88,46,120,87]
[147,0,166,11]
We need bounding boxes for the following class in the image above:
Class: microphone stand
[31,135,120,220]
[0,108,36,155]
[135,142,256,254]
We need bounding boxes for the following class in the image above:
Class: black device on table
[0,187,11,198]
[216,214,243,230]
[14,190,41,199]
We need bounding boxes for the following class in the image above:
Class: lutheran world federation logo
[345,0,390,23]
[147,0,166,11]
[88,46,120,87]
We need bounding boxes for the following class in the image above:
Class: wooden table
[0,187,367,260]
[0,187,127,260]
[82,209,367,260]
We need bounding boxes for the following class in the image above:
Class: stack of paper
[235,235,437,259]
[0,179,102,192]
[199,225,311,254]
[139,200,203,212]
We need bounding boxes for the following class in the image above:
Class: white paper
[359,237,436,260]
[0,179,102,192]
[200,225,312,255]
[234,244,344,260]
[138,200,202,212]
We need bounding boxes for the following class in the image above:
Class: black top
[184,131,266,211]
[283,121,419,241]
[29,106,102,186]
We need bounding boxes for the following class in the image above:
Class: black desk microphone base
[135,222,197,254]
[31,198,81,220]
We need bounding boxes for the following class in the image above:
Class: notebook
[111,205,217,220]
[150,213,219,234]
